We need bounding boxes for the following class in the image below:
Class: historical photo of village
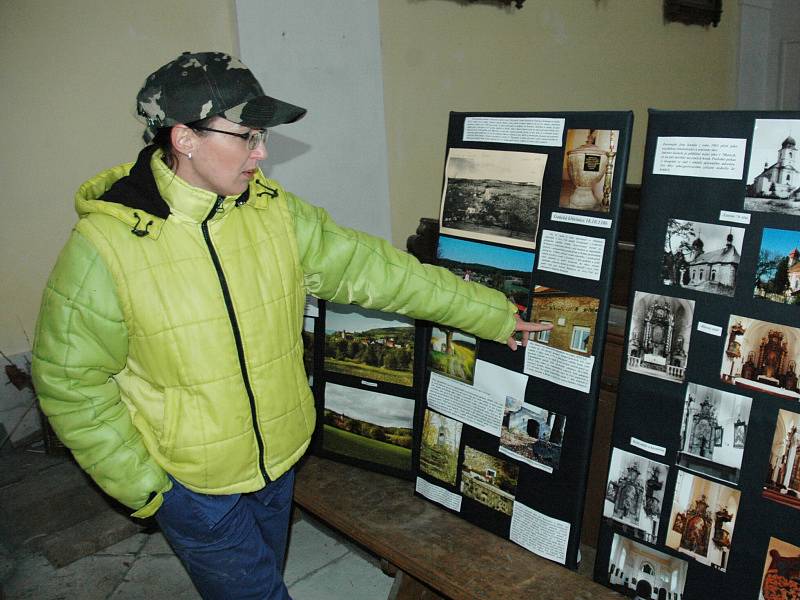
[460,445,520,516]
[763,408,800,512]
[499,396,566,473]
[324,304,415,388]
[603,447,669,544]
[665,470,740,572]
[559,128,619,213]
[720,315,800,401]
[626,292,695,383]
[428,326,477,385]
[323,382,415,472]
[531,286,599,355]
[744,118,800,216]
[439,147,546,250]
[759,536,800,600]
[419,409,463,486]
[437,235,534,316]
[606,533,688,600]
[677,382,752,485]
[754,227,800,304]
[662,219,744,297]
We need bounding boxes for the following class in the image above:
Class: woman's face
[180,117,267,197]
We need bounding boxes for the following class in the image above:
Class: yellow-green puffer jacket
[32,147,517,518]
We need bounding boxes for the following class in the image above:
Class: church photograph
[606,533,688,599]
[662,219,744,297]
[755,227,800,305]
[744,118,800,216]
[763,408,800,511]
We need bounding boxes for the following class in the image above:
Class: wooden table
[294,456,623,600]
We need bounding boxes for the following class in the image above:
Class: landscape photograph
[323,382,414,472]
[324,304,415,387]
[428,326,477,385]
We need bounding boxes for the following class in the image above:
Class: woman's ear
[171,125,196,159]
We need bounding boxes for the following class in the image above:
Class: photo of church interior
[763,408,800,511]
[607,533,688,600]
[720,315,800,400]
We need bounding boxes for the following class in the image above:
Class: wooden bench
[293,456,624,600]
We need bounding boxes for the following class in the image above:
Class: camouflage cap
[136,51,306,140]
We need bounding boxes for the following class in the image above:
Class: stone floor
[0,444,394,600]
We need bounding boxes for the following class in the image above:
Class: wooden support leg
[387,569,445,600]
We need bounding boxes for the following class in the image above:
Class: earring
[188,152,192,160]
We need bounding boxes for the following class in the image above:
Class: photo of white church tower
[748,135,800,199]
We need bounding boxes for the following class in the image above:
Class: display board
[311,300,426,479]
[594,110,800,600]
[413,111,634,569]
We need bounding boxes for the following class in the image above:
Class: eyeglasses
[191,126,269,150]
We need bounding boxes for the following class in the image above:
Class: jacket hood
[75,145,253,239]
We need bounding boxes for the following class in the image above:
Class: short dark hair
[635,579,652,598]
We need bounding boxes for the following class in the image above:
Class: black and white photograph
[665,470,740,572]
[606,533,688,599]
[559,128,619,213]
[754,227,800,304]
[419,409,463,486]
[626,292,695,383]
[759,536,800,600]
[460,446,520,516]
[439,147,546,250]
[720,315,800,401]
[763,408,800,512]
[745,119,800,216]
[677,383,752,485]
[662,219,744,297]
[603,448,669,544]
[499,396,566,473]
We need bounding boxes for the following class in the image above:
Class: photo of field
[437,235,534,314]
[324,304,415,387]
[419,409,463,485]
[429,327,477,384]
[323,382,414,472]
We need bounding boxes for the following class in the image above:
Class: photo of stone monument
[460,446,519,516]
[744,118,800,216]
[559,128,619,213]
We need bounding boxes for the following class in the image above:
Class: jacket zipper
[201,195,270,484]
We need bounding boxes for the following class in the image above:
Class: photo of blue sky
[437,236,535,272]
[759,227,800,256]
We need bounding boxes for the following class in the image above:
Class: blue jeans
[155,470,295,600]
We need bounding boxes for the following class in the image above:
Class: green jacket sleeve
[287,193,517,342]
[31,230,170,517]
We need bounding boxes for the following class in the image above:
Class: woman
[31,51,549,599]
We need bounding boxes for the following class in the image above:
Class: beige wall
[379,0,740,244]
[0,0,739,354]
[0,0,238,353]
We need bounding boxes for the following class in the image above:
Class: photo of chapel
[603,448,669,544]
[720,315,800,400]
[558,128,619,213]
[677,383,752,485]
[606,533,688,599]
[662,219,743,297]
[531,286,599,356]
[763,409,800,511]
[627,292,695,383]
[754,227,800,304]
[666,471,740,572]
[744,118,800,216]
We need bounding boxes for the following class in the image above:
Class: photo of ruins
[460,446,519,516]
[499,396,566,473]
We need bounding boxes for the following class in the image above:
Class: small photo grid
[665,470,740,572]
[531,286,599,356]
[603,448,669,544]
[754,227,800,305]
[499,396,566,473]
[559,128,619,213]
[745,118,800,216]
[677,383,752,485]
[626,292,695,383]
[419,409,462,486]
[323,383,414,473]
[324,304,415,388]
[460,446,519,516]
[662,219,744,297]
[760,536,800,600]
[720,315,800,401]
[763,408,800,511]
[439,147,546,249]
[428,327,477,385]
[607,533,688,600]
